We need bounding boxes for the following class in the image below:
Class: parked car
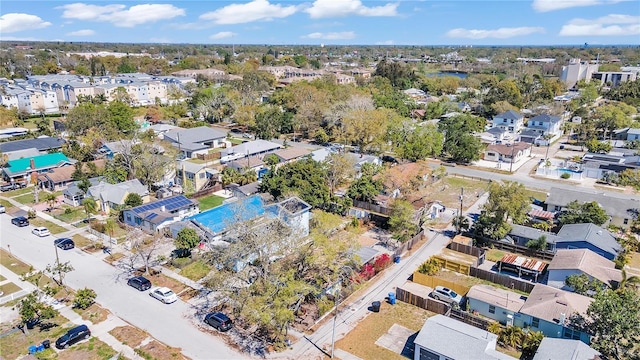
[149,287,178,304]
[430,286,463,305]
[11,216,29,227]
[54,238,75,250]
[32,227,51,237]
[204,312,233,332]
[0,205,5,214]
[127,276,152,291]
[55,325,91,349]
[0,183,25,192]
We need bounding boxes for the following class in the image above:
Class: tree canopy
[559,200,609,226]
[476,181,530,239]
[438,114,485,163]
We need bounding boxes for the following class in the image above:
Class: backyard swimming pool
[189,196,268,234]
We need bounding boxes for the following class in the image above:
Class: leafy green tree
[65,102,112,136]
[521,330,544,358]
[388,199,419,243]
[499,326,524,349]
[570,288,640,359]
[17,292,58,325]
[124,193,143,208]
[585,138,613,153]
[476,181,529,239]
[254,104,291,139]
[526,235,547,251]
[175,228,200,250]
[484,79,523,113]
[260,158,330,208]
[389,123,444,161]
[82,197,98,221]
[559,200,609,226]
[78,178,92,194]
[438,114,485,163]
[565,273,605,295]
[344,108,399,155]
[374,59,416,88]
[324,152,355,193]
[264,154,279,167]
[106,101,136,133]
[347,175,382,202]
[616,169,640,191]
[73,288,97,310]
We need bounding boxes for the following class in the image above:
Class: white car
[32,227,51,237]
[0,205,5,214]
[149,287,178,304]
[431,286,463,306]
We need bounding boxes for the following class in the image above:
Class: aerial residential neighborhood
[0,2,639,360]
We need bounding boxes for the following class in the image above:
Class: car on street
[54,238,75,250]
[0,205,5,214]
[32,227,51,237]
[204,312,233,332]
[55,324,91,349]
[11,216,29,227]
[127,276,152,291]
[430,286,463,306]
[149,287,178,304]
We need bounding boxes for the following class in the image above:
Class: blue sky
[1,0,639,45]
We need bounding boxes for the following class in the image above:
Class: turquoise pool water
[189,196,266,234]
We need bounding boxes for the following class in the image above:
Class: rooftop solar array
[132,196,193,214]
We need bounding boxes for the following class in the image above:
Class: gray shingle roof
[529,114,561,124]
[88,179,148,205]
[533,338,601,360]
[414,315,516,360]
[508,224,563,244]
[0,137,65,153]
[495,110,523,120]
[519,284,592,325]
[163,126,227,145]
[547,187,640,220]
[556,223,623,256]
[220,140,281,157]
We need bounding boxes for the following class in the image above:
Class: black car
[11,216,29,227]
[54,238,75,250]
[127,276,152,291]
[204,312,233,332]
[55,324,91,349]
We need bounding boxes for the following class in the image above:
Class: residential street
[0,214,247,360]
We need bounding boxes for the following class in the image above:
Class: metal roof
[0,137,65,153]
[499,254,547,273]
[130,195,195,214]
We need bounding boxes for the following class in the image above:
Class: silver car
[149,287,178,304]
[431,286,463,305]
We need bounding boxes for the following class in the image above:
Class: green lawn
[13,193,35,204]
[523,189,548,202]
[198,194,225,211]
[179,260,211,281]
[29,217,68,234]
[54,206,86,223]
[0,282,22,296]
[0,249,33,276]
[4,187,33,197]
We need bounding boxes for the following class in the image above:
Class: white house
[483,142,532,164]
[547,249,622,291]
[525,114,562,142]
[492,110,524,133]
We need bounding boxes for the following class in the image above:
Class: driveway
[0,214,247,360]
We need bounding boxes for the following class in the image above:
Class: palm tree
[453,215,470,233]
[82,197,98,223]
[500,326,524,349]
[521,330,544,357]
[104,218,116,252]
[44,192,57,212]
[616,269,640,292]
[487,322,503,336]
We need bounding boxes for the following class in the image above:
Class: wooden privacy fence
[412,272,471,296]
[432,255,473,275]
[448,242,486,266]
[449,308,492,330]
[396,287,449,315]
[475,236,555,261]
[352,199,390,215]
[468,267,535,293]
[196,152,221,161]
[394,231,424,257]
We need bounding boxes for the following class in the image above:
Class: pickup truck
[0,183,26,192]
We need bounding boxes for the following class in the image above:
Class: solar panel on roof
[146,213,158,220]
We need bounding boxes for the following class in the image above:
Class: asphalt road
[0,215,246,360]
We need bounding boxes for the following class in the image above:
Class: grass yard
[0,314,69,360]
[54,206,87,224]
[2,186,33,197]
[0,199,14,210]
[335,301,434,360]
[0,282,22,296]
[0,274,6,281]
[523,189,548,202]
[429,176,491,210]
[14,192,36,204]
[56,336,117,360]
[109,325,150,348]
[197,194,225,211]
[103,253,125,265]
[30,217,68,234]
[0,249,34,276]
[179,261,211,281]
[71,234,95,249]
[136,340,189,360]
[146,273,189,295]
[74,303,110,324]
[486,248,507,262]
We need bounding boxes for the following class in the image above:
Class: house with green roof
[2,152,74,183]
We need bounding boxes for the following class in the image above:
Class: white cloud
[446,27,545,39]
[0,13,52,33]
[559,14,640,36]
[57,3,185,27]
[305,0,398,18]
[303,31,356,40]
[376,40,394,45]
[66,29,95,36]
[200,0,299,25]
[210,31,237,40]
[531,0,625,12]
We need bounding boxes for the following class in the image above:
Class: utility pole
[457,187,464,233]
[54,243,63,285]
[509,145,515,173]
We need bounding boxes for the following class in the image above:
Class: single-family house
[581,152,639,179]
[98,140,140,159]
[483,142,532,165]
[0,137,65,155]
[346,153,382,177]
[374,162,432,197]
[229,181,260,198]
[273,147,311,166]
[2,153,74,184]
[525,114,562,141]
[466,285,527,326]
[555,223,622,261]
[38,159,105,191]
[62,177,102,206]
[517,284,592,344]
[220,140,282,163]
[413,315,517,360]
[532,338,601,360]
[518,129,544,144]
[492,110,525,133]
[148,124,181,139]
[123,195,199,233]
[478,127,509,145]
[163,126,227,158]
[227,157,265,175]
[546,187,640,230]
[613,127,640,141]
[176,160,219,191]
[87,179,150,214]
[547,249,622,291]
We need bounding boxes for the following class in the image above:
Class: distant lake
[426,71,468,79]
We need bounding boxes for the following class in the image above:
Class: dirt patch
[358,228,392,247]
[103,253,125,265]
[178,287,200,302]
[146,273,188,295]
[75,303,110,324]
[109,325,150,348]
[137,340,190,360]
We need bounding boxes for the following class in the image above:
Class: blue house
[122,195,199,233]
[555,223,622,261]
[517,284,592,344]
[466,285,527,326]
